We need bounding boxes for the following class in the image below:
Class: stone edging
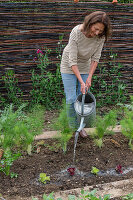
[35,125,122,140]
[54,178,133,199]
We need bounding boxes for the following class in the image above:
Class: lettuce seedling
[91,166,100,175]
[67,167,75,176]
[115,164,123,174]
[39,173,50,184]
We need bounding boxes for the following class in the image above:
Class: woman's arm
[71,65,86,94]
[86,60,98,88]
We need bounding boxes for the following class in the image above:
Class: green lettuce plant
[39,173,50,184]
[91,167,100,175]
[91,110,117,148]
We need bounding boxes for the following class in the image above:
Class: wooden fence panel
[0,1,133,100]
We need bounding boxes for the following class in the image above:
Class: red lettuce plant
[116,165,123,174]
[67,167,75,176]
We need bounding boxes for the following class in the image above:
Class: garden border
[54,178,133,199]
[34,125,122,140]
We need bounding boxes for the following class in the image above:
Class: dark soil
[0,132,133,199]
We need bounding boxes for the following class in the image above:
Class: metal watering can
[74,92,96,132]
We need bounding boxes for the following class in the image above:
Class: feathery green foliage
[120,96,133,150]
[92,110,117,148]
[0,103,45,176]
[53,100,73,153]
[120,110,133,150]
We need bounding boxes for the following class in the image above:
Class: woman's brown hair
[83,11,112,41]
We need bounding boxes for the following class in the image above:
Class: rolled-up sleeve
[91,38,105,63]
[68,29,78,67]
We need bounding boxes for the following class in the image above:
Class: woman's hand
[81,82,86,94]
[86,76,92,89]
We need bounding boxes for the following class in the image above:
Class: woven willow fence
[0,1,133,101]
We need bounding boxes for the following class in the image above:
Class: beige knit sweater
[60,25,105,74]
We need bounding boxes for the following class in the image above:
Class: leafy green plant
[41,192,55,200]
[10,172,18,178]
[91,167,100,175]
[32,189,111,200]
[39,173,50,184]
[79,189,111,200]
[120,109,133,150]
[118,96,133,111]
[0,104,44,153]
[31,43,63,110]
[0,104,32,152]
[122,193,133,200]
[91,110,117,148]
[32,192,55,200]
[0,148,21,176]
[2,70,23,106]
[53,101,73,153]
[91,50,127,108]
[0,103,45,176]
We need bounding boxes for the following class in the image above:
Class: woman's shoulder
[99,35,105,42]
[71,25,80,34]
[69,25,80,41]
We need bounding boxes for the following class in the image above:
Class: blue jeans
[61,73,89,129]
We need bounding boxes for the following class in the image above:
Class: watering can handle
[81,87,89,115]
[81,94,85,116]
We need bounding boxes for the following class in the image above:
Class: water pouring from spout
[73,92,96,164]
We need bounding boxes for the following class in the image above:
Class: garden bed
[0,131,133,199]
